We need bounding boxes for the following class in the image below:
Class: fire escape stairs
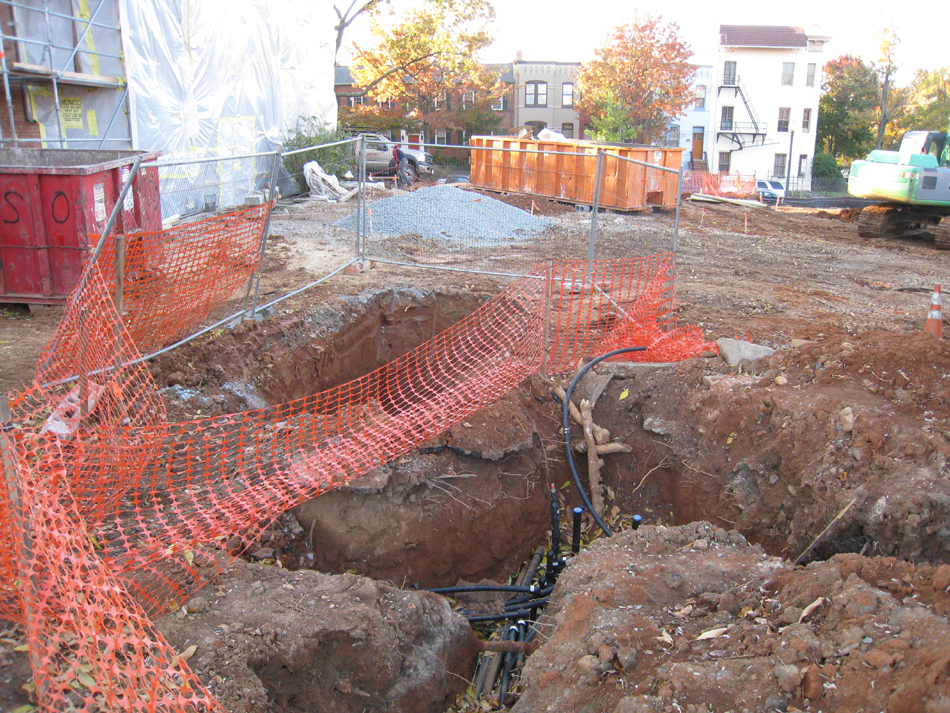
[717,77,771,151]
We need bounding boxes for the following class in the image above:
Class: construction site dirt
[2,186,950,712]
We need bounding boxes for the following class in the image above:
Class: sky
[341,0,942,79]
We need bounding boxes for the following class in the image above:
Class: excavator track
[857,206,896,238]
[935,218,950,250]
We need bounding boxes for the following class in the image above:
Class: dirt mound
[513,522,950,713]
[588,331,950,566]
[157,563,479,713]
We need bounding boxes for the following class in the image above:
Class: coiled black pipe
[562,347,647,536]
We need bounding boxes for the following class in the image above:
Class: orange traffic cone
[925,283,942,338]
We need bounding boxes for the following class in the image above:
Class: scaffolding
[0,0,130,148]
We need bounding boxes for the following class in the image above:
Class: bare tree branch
[334,0,385,63]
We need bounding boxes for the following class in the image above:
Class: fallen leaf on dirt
[798,597,825,623]
[178,644,198,662]
[655,630,673,645]
[695,627,728,641]
[619,388,628,401]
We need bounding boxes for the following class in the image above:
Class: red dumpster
[0,149,161,304]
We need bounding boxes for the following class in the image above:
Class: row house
[335,58,590,144]
[334,64,516,147]
[707,25,829,189]
[511,55,587,139]
[668,26,829,188]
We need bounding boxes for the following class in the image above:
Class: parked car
[357,133,434,180]
[756,179,786,201]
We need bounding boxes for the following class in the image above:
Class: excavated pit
[150,292,950,593]
[144,292,950,713]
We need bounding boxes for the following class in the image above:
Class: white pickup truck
[357,133,434,180]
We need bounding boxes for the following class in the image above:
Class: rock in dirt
[511,523,950,713]
[158,563,478,713]
[715,337,776,366]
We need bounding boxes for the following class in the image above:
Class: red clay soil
[3,196,950,712]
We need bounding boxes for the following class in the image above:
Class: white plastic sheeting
[120,0,337,158]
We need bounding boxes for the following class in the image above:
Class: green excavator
[848,119,950,248]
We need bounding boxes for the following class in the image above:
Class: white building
[707,25,830,189]
[667,65,714,169]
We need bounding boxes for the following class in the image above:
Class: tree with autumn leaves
[577,16,696,145]
[345,0,504,139]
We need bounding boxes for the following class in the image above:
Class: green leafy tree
[817,54,876,161]
[871,29,909,150]
[900,67,950,132]
[347,0,503,139]
[576,15,695,144]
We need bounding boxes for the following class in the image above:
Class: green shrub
[279,118,354,182]
[812,152,848,192]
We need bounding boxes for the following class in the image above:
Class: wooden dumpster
[468,137,683,211]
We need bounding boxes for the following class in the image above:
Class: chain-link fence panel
[143,152,281,224]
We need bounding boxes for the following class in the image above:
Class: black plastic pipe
[571,506,584,554]
[562,347,647,536]
[427,584,541,595]
[497,621,525,710]
[632,514,642,530]
[503,586,554,607]
[466,608,533,623]
[549,484,560,554]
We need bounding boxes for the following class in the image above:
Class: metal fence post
[673,163,683,259]
[587,150,605,282]
[0,394,34,604]
[248,151,283,321]
[358,137,367,261]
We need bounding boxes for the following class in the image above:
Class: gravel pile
[335,185,549,245]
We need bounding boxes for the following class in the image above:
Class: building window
[349,95,363,107]
[458,130,467,145]
[434,92,450,110]
[435,129,448,145]
[561,83,574,108]
[525,81,547,107]
[561,122,574,139]
[798,154,808,178]
[525,120,546,137]
[723,61,737,86]
[774,153,787,179]
[461,90,475,109]
[777,107,791,132]
[806,63,816,87]
[491,95,505,111]
[802,108,812,133]
[781,63,795,86]
[720,106,734,131]
[667,124,680,147]
[694,86,706,110]
[718,151,731,173]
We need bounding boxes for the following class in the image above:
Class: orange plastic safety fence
[0,433,223,712]
[0,206,716,712]
[682,172,758,199]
